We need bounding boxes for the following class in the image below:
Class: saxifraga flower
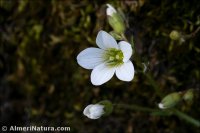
[77,30,134,85]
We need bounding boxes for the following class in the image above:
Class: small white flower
[77,30,134,86]
[83,104,104,119]
[106,4,117,16]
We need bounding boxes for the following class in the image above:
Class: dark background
[0,0,199,132]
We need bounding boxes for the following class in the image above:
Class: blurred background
[0,0,199,132]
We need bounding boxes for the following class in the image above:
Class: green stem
[115,103,200,127]
[184,26,200,39]
[115,103,159,112]
[121,33,128,42]
[145,73,163,97]
[126,35,162,97]
[173,109,200,127]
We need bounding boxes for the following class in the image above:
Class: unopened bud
[83,100,113,119]
[169,30,180,40]
[183,89,194,102]
[106,4,125,34]
[106,4,117,16]
[158,92,182,109]
[98,100,113,116]
[109,31,123,40]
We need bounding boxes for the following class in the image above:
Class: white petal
[118,41,132,62]
[77,48,104,69]
[83,104,104,119]
[83,105,93,117]
[158,103,166,109]
[91,63,116,85]
[96,30,119,50]
[116,61,134,81]
[106,4,117,16]
[89,104,104,119]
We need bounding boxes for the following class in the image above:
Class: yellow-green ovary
[103,48,124,67]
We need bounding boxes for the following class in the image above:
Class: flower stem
[184,26,200,39]
[172,109,200,127]
[115,103,160,112]
[145,73,163,98]
[121,33,128,41]
[115,103,200,127]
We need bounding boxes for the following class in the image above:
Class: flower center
[103,48,124,67]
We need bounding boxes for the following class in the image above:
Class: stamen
[109,56,115,61]
[103,48,124,67]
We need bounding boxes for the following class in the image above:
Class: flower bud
[83,104,104,119]
[158,92,182,109]
[83,100,113,119]
[98,100,113,116]
[169,30,180,40]
[106,4,125,34]
[106,4,117,16]
[109,31,123,40]
[183,89,194,102]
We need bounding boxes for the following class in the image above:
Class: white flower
[106,4,117,16]
[83,104,104,119]
[77,30,134,86]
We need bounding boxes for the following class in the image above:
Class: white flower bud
[106,4,125,34]
[106,4,117,16]
[83,104,104,119]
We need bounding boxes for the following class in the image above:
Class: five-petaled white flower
[83,104,104,119]
[77,30,134,86]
